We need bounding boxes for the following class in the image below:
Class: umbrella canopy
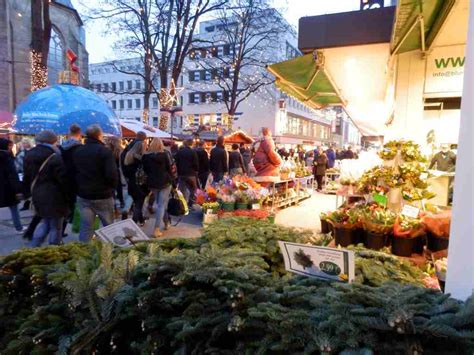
[13,84,122,136]
[120,119,171,139]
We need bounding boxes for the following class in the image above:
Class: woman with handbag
[142,138,173,238]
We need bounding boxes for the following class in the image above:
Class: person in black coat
[210,136,228,182]
[142,138,173,238]
[23,130,71,247]
[194,140,210,189]
[72,125,119,242]
[229,143,246,176]
[175,139,199,206]
[0,138,24,233]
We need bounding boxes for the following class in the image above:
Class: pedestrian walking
[229,143,246,176]
[175,139,199,206]
[121,132,148,225]
[194,140,210,189]
[313,151,328,192]
[210,136,228,182]
[326,146,336,168]
[105,136,125,213]
[142,138,173,238]
[0,138,24,233]
[23,131,70,246]
[59,123,82,236]
[72,125,118,242]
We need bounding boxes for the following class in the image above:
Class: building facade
[0,0,88,113]
[183,17,334,148]
[89,58,173,128]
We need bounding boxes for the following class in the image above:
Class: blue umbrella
[13,84,122,136]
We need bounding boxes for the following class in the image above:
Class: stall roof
[267,52,344,109]
[390,0,456,54]
[178,129,254,144]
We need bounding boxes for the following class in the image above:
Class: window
[136,117,140,121]
[152,117,159,126]
[119,81,124,91]
[111,82,117,92]
[189,93,201,104]
[135,80,141,90]
[152,97,158,108]
[127,80,133,90]
[47,27,64,84]
[135,98,141,109]
[119,100,124,110]
[96,83,101,92]
[205,71,211,81]
[216,91,223,102]
[193,71,201,81]
[103,83,109,92]
[111,100,117,110]
[217,45,224,57]
[127,99,133,109]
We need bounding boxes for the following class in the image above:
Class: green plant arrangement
[1,218,474,354]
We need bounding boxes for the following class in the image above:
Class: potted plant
[422,211,451,251]
[361,208,396,250]
[219,194,236,212]
[202,202,220,224]
[234,191,250,210]
[320,212,331,234]
[327,208,361,247]
[392,216,425,256]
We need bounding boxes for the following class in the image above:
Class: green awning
[391,0,456,54]
[267,53,344,109]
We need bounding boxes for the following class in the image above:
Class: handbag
[30,153,56,213]
[135,164,148,186]
[167,188,189,217]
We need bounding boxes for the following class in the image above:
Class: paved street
[0,192,336,256]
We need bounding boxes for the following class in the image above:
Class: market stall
[120,119,172,139]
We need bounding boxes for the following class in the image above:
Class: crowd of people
[0,124,254,246]
[0,123,361,246]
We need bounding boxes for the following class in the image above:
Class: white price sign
[278,241,355,283]
[401,205,420,219]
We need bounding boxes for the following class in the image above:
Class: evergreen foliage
[1,217,473,354]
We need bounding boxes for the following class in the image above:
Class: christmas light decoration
[159,79,184,131]
[30,50,48,91]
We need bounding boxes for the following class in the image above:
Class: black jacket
[120,139,143,179]
[0,150,22,208]
[194,147,210,173]
[142,152,172,190]
[176,146,198,177]
[229,150,245,172]
[210,145,228,175]
[23,145,70,218]
[72,138,118,200]
[59,138,82,198]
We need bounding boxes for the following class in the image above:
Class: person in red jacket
[252,127,282,182]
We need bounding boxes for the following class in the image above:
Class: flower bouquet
[234,191,250,210]
[392,216,426,256]
[320,212,331,234]
[361,208,396,250]
[202,202,220,214]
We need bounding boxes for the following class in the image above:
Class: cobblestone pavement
[0,192,336,256]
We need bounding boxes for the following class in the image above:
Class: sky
[72,0,361,63]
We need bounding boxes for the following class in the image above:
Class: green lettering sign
[435,57,465,69]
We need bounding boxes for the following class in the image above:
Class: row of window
[284,116,331,140]
[188,67,234,82]
[109,97,158,110]
[188,91,225,104]
[189,44,237,60]
[91,63,143,75]
[93,79,145,93]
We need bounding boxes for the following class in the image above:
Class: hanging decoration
[30,50,48,92]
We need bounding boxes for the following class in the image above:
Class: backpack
[167,188,189,217]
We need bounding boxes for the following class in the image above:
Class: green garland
[0,218,473,354]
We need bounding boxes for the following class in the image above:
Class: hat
[35,130,58,144]
[0,138,12,150]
